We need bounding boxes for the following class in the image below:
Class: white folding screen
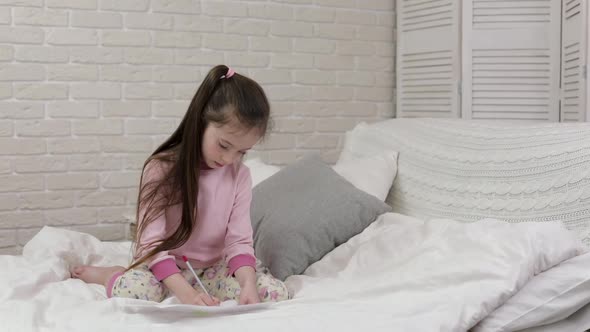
[560,0,588,122]
[396,0,589,122]
[462,0,561,121]
[396,0,461,118]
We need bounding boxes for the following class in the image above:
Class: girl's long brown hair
[127,65,270,271]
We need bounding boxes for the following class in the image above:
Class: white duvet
[1,213,586,332]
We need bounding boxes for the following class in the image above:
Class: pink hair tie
[221,67,235,79]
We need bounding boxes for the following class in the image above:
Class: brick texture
[0,0,395,254]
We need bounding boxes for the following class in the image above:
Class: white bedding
[1,213,586,332]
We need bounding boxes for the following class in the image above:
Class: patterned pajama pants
[107,261,290,303]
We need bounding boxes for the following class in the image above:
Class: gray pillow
[250,153,392,281]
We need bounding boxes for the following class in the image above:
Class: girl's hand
[179,290,220,306]
[162,273,219,306]
[238,281,261,305]
[234,265,260,305]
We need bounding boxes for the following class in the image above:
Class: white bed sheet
[474,251,590,332]
[519,302,590,332]
[1,213,586,332]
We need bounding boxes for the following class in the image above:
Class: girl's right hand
[179,290,220,306]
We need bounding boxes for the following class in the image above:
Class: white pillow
[336,122,391,164]
[245,153,398,203]
[243,158,281,188]
[332,152,398,202]
[472,251,590,332]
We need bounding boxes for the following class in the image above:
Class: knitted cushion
[338,118,590,246]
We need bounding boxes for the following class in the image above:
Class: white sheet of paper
[121,300,272,316]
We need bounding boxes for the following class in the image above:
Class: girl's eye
[219,143,228,150]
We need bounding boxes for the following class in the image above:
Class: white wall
[0,0,395,254]
[587,2,590,122]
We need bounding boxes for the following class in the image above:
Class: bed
[2,118,590,332]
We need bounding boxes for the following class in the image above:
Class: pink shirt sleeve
[223,164,256,275]
[135,160,180,281]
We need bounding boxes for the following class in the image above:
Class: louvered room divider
[396,0,589,122]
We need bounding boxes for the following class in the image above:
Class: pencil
[182,255,214,302]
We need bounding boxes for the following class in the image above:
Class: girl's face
[201,119,261,169]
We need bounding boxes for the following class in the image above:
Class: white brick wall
[0,0,395,253]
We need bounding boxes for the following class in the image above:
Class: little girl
[71,65,289,306]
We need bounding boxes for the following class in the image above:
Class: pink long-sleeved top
[136,159,256,281]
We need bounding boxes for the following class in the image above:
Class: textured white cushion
[473,251,590,332]
[339,118,590,246]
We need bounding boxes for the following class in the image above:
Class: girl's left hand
[238,282,261,305]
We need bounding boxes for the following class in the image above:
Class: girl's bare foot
[70,265,126,288]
